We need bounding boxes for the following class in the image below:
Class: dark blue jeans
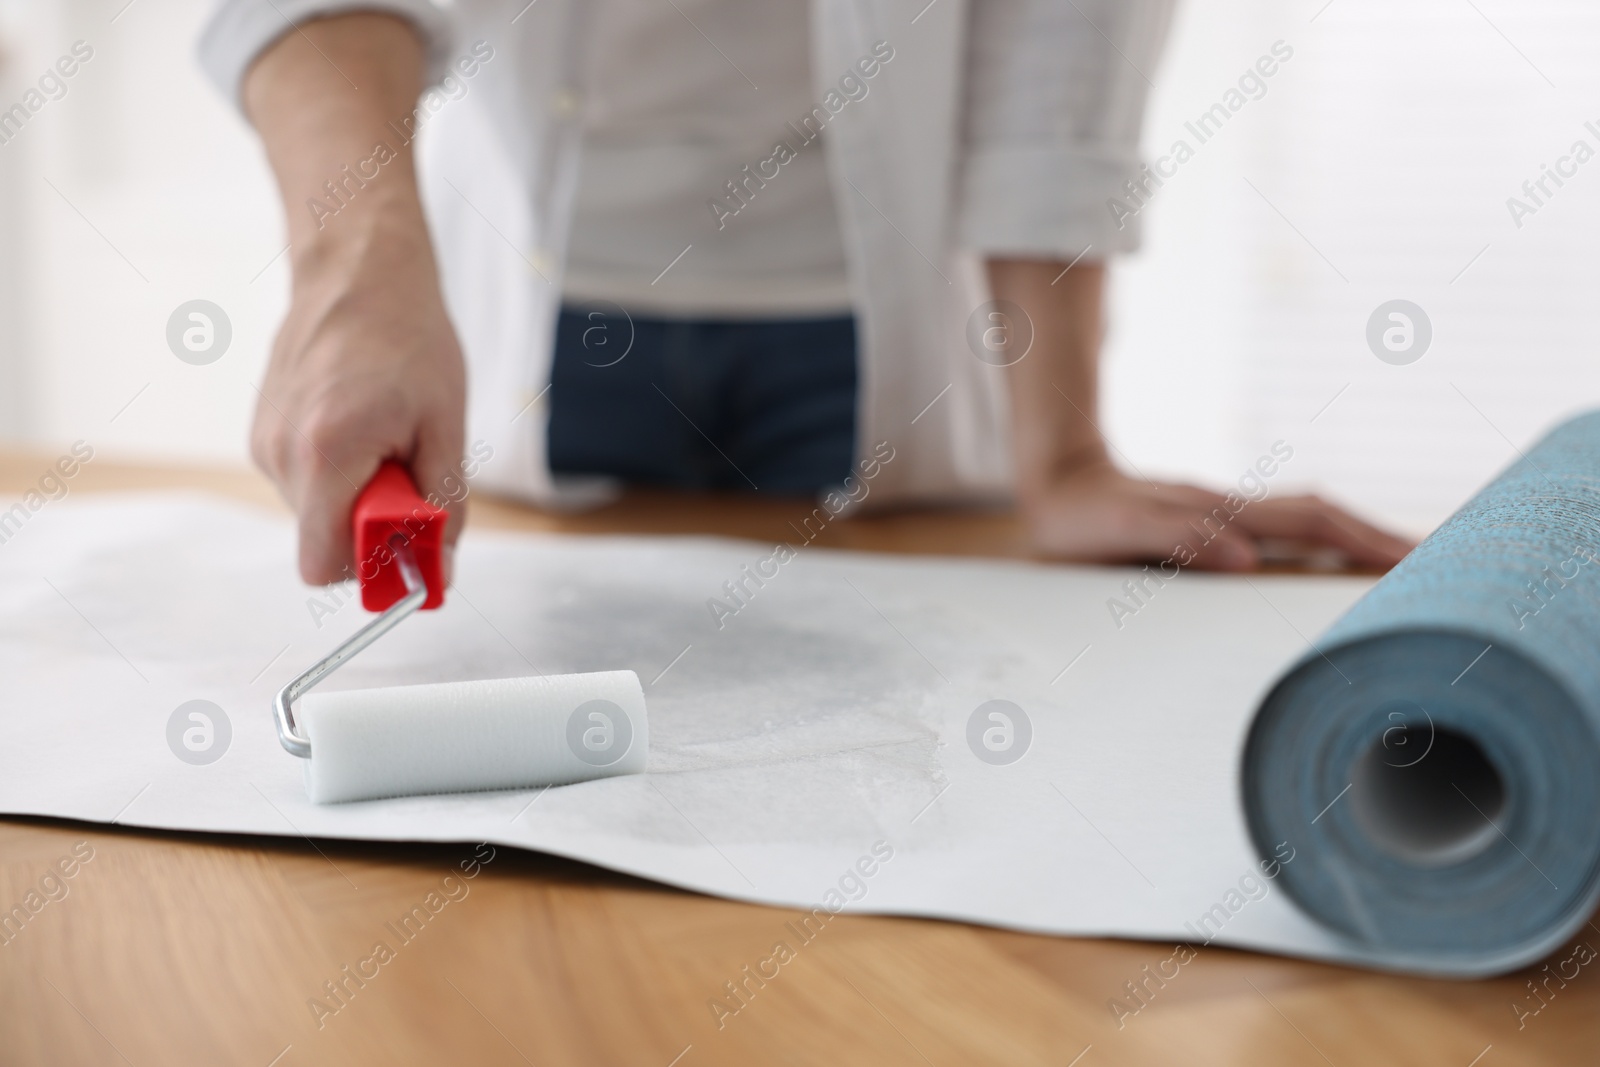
[547,305,858,494]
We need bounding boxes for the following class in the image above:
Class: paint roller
[272,461,648,803]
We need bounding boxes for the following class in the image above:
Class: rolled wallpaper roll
[1244,412,1600,975]
[301,671,648,804]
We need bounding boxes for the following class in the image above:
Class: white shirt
[200,0,1174,507]
[562,0,853,317]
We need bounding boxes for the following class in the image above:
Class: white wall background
[0,0,285,467]
[1102,0,1600,534]
[2,0,1599,537]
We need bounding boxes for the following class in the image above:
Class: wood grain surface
[0,452,1593,1067]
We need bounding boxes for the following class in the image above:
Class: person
[198,0,1410,587]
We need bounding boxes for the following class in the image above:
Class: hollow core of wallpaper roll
[1244,411,1600,976]
[300,670,648,804]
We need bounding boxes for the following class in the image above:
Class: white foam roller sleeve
[299,670,648,803]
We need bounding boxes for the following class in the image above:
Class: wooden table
[0,453,1592,1066]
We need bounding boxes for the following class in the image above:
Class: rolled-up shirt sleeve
[198,0,456,111]
[957,0,1175,259]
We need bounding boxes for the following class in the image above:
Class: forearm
[240,14,467,585]
[985,257,1109,498]
[243,13,431,279]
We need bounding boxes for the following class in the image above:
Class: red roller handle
[352,460,447,612]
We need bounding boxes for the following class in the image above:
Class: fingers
[294,452,370,587]
[409,415,468,584]
[248,217,468,590]
[1233,494,1415,567]
[251,379,390,587]
[1117,496,1262,571]
[1173,513,1260,571]
[1138,488,1263,571]
[1023,466,1409,573]
[1028,490,1261,571]
[286,400,383,587]
[250,390,332,586]
[284,405,464,589]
